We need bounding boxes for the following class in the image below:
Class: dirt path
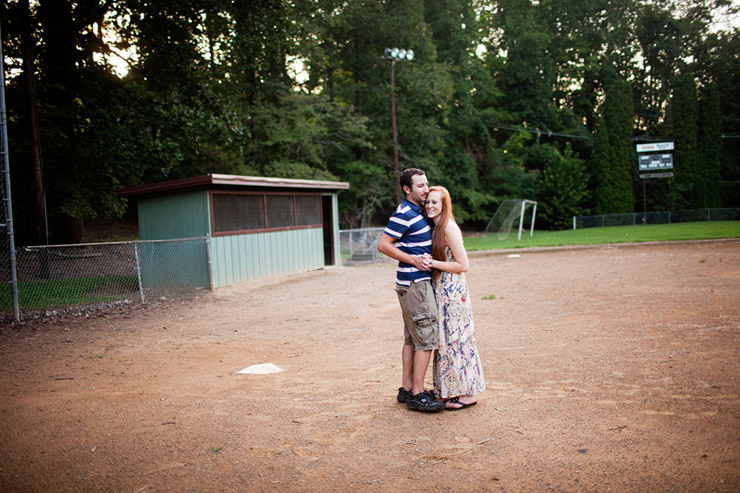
[1,240,739,492]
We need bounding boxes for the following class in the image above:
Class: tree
[693,27,740,207]
[492,0,558,130]
[534,143,589,230]
[669,72,701,209]
[634,4,686,135]
[5,0,740,243]
[544,0,638,132]
[606,80,636,212]
[422,0,499,222]
[591,123,618,214]
[698,82,721,208]
[17,0,46,244]
[589,80,636,214]
[300,0,451,224]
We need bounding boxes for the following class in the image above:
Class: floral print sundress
[433,246,486,399]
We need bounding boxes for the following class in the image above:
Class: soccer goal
[483,199,538,240]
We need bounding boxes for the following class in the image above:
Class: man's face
[404,174,429,206]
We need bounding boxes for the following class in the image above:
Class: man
[377,168,444,412]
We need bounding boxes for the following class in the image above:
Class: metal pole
[517,200,525,240]
[530,202,537,237]
[205,235,214,291]
[0,20,20,321]
[390,60,401,205]
[134,241,145,304]
[643,179,647,224]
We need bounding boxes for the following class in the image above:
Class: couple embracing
[378,168,486,412]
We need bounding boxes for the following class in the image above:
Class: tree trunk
[38,0,85,243]
[21,0,47,245]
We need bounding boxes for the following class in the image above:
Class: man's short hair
[400,168,426,196]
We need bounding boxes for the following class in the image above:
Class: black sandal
[445,397,477,411]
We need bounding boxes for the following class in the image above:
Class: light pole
[383,47,414,204]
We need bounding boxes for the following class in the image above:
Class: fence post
[134,241,145,304]
[205,235,214,290]
[0,24,20,322]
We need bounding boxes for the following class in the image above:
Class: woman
[425,186,485,410]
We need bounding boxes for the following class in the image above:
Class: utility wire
[492,122,740,141]
[491,123,593,140]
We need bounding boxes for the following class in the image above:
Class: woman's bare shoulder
[445,220,462,237]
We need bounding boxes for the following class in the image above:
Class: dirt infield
[1,239,739,492]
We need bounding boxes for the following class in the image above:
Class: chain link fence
[3,237,212,319]
[573,208,740,229]
[339,227,386,264]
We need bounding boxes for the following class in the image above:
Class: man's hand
[378,234,433,271]
[411,254,432,271]
[420,253,433,271]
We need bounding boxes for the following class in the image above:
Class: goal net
[483,199,538,240]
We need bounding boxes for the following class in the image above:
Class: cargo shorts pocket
[412,312,437,327]
[412,312,438,348]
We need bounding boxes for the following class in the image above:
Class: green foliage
[592,80,635,214]
[4,0,740,246]
[533,144,589,230]
[635,4,685,134]
[669,72,701,209]
[493,0,558,129]
[697,30,740,208]
[698,83,722,208]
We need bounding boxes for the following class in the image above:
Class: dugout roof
[118,173,350,198]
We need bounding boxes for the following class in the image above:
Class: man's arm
[377,233,430,270]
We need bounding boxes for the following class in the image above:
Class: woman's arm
[430,221,469,274]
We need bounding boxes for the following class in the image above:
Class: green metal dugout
[119,174,349,288]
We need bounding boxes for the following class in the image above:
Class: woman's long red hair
[428,186,454,280]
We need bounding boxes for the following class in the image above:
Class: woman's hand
[420,253,433,270]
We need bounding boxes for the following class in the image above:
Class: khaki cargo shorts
[396,280,438,351]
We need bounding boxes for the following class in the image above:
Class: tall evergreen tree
[669,72,701,209]
[591,122,618,214]
[698,82,722,208]
[593,80,635,213]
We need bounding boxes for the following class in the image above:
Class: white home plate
[507,254,521,258]
[236,363,284,375]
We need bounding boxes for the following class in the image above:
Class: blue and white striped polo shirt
[382,198,432,286]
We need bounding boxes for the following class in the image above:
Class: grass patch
[464,221,740,252]
[0,275,138,310]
